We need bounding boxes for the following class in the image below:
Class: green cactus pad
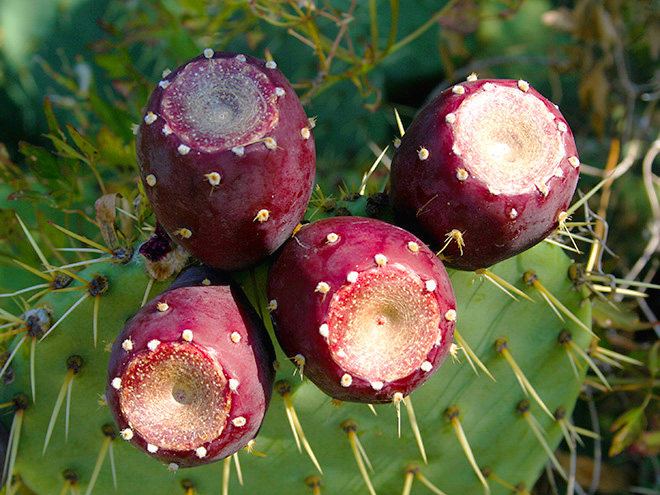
[1,239,590,495]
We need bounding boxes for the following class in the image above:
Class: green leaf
[66,124,100,162]
[43,133,87,163]
[6,189,59,208]
[18,142,61,180]
[42,97,64,139]
[609,405,646,457]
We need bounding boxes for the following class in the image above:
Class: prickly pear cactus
[0,220,590,495]
[0,35,598,495]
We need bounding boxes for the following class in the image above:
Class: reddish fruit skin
[390,78,580,271]
[106,267,275,467]
[267,217,456,403]
[137,51,315,271]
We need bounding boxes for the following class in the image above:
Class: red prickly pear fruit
[267,217,456,403]
[136,50,316,271]
[106,266,276,468]
[390,78,580,271]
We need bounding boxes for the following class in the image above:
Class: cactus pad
[0,238,590,495]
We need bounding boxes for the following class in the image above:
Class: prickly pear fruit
[390,78,580,270]
[106,266,276,468]
[267,216,456,403]
[137,50,316,270]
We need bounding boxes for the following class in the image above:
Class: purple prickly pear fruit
[106,266,276,468]
[390,78,580,271]
[267,217,456,403]
[136,50,316,270]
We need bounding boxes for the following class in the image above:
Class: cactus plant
[0,93,594,491]
[0,223,591,494]
[1,4,652,493]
